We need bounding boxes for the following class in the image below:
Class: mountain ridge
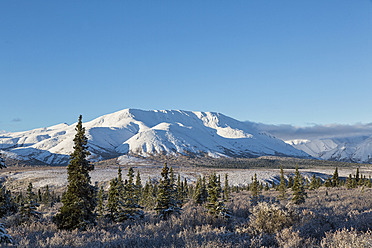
[0,108,309,165]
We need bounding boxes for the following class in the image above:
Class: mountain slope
[0,109,309,165]
[285,136,372,163]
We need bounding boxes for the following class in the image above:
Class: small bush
[320,228,372,248]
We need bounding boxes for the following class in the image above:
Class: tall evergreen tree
[20,183,41,222]
[278,165,286,199]
[309,174,317,190]
[0,182,16,218]
[53,115,96,230]
[107,177,122,221]
[96,186,105,219]
[205,173,230,218]
[193,175,203,205]
[135,171,142,203]
[291,165,306,205]
[224,173,230,201]
[155,163,181,219]
[251,173,260,200]
[119,167,144,220]
[0,154,6,169]
[332,167,339,187]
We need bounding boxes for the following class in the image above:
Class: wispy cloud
[11,118,22,122]
[250,122,372,140]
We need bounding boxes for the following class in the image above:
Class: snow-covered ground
[2,163,370,192]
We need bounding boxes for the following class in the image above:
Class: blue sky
[1,1,371,132]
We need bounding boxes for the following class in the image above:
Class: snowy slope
[285,136,372,163]
[0,109,309,165]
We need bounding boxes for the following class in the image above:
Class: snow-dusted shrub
[320,228,372,248]
[248,201,295,235]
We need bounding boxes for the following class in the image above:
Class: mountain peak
[0,108,309,165]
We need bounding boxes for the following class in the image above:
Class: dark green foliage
[0,155,6,169]
[368,175,372,188]
[119,167,144,221]
[346,174,354,189]
[193,175,204,205]
[155,163,181,219]
[264,182,269,191]
[331,167,339,187]
[224,173,230,201]
[53,115,96,230]
[324,176,332,187]
[0,183,17,218]
[20,183,41,222]
[287,176,294,189]
[251,173,260,200]
[309,174,317,190]
[107,178,121,221]
[96,186,105,219]
[205,173,230,218]
[291,165,306,205]
[135,171,142,203]
[278,165,286,199]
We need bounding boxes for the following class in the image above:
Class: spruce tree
[368,175,372,188]
[0,154,6,169]
[324,176,332,187]
[332,167,339,187]
[20,183,41,222]
[224,173,230,201]
[287,176,294,189]
[135,171,142,203]
[309,174,317,190]
[96,186,105,219]
[205,173,230,218]
[53,115,96,230]
[291,165,306,205]
[107,178,121,221]
[193,175,203,205]
[155,163,181,219]
[119,167,144,220]
[278,165,286,199]
[0,182,16,218]
[251,173,260,200]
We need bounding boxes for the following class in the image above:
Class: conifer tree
[193,175,203,204]
[155,163,181,219]
[251,173,260,200]
[201,176,208,202]
[96,186,105,219]
[119,167,144,220]
[42,185,51,206]
[287,176,294,189]
[332,167,339,187]
[0,154,6,169]
[368,175,372,188]
[176,174,183,206]
[0,182,16,218]
[135,171,142,203]
[264,182,269,191]
[355,168,360,183]
[53,115,96,230]
[324,176,332,187]
[309,174,317,190]
[346,174,353,189]
[224,173,230,201]
[291,165,306,205]
[107,178,121,221]
[20,183,41,222]
[206,173,230,218]
[278,165,286,199]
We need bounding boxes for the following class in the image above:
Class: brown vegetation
[1,185,371,247]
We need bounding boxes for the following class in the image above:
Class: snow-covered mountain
[0,109,309,165]
[285,136,372,163]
